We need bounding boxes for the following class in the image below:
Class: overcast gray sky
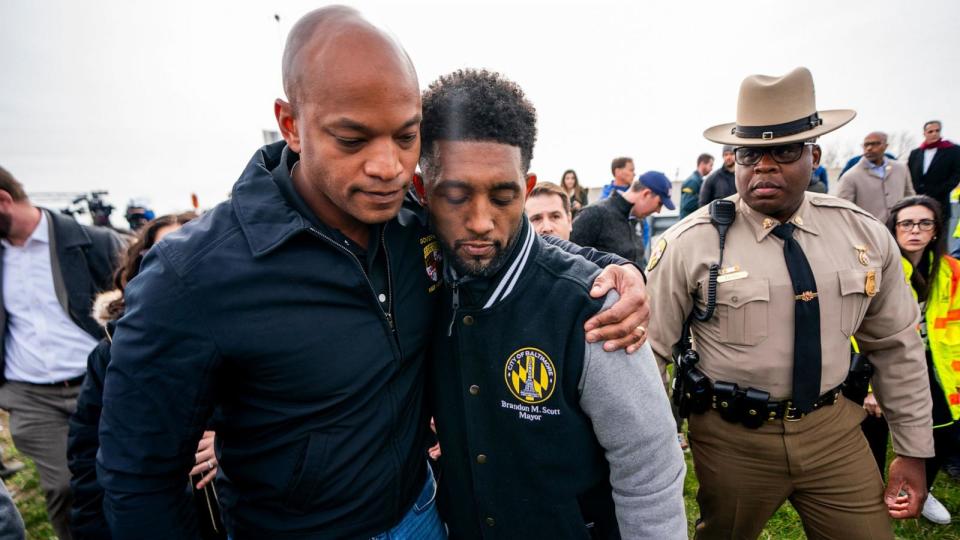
[2,0,959,221]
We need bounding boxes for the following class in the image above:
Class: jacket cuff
[888,423,935,458]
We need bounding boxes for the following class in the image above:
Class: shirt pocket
[715,278,770,346]
[838,267,882,337]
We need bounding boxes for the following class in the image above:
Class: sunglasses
[895,219,936,232]
[734,143,815,166]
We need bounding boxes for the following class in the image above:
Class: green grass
[2,412,958,539]
[2,412,56,540]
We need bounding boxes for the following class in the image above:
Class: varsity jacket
[429,219,686,539]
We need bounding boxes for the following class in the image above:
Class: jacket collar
[608,190,635,219]
[446,218,538,310]
[738,193,820,243]
[231,142,312,258]
[45,209,92,249]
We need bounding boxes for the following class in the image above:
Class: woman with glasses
[862,195,960,525]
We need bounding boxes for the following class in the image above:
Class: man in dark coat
[908,120,960,225]
[699,145,738,206]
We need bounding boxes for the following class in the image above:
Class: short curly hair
[420,69,537,175]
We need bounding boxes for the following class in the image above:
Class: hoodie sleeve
[98,246,216,540]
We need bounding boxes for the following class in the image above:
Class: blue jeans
[371,465,447,540]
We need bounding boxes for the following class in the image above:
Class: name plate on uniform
[717,265,749,283]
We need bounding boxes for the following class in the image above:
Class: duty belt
[706,380,843,429]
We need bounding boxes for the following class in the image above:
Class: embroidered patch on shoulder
[420,234,442,292]
[504,347,556,405]
[646,238,667,272]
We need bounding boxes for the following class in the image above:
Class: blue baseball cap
[637,171,675,210]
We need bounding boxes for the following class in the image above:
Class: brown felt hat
[703,67,856,147]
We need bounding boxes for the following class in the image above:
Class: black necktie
[771,223,822,413]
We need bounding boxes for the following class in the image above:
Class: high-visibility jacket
[903,255,960,427]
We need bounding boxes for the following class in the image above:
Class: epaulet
[663,208,713,241]
[808,194,879,222]
[645,210,712,272]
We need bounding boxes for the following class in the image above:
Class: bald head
[863,131,889,164]
[281,6,417,106]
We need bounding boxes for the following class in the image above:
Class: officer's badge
[865,270,877,297]
[646,238,667,272]
[420,234,442,292]
[854,245,869,266]
[504,347,556,404]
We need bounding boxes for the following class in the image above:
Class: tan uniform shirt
[647,193,934,458]
[836,158,915,223]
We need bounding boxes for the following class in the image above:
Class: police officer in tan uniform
[647,67,935,539]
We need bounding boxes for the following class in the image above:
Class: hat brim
[662,197,675,211]
[703,109,856,147]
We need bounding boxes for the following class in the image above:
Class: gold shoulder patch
[647,238,668,272]
[681,187,694,194]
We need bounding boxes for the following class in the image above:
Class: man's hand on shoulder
[585,264,649,353]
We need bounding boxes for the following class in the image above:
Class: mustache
[453,238,503,249]
[749,179,783,190]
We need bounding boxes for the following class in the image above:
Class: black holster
[842,353,874,405]
[673,349,711,418]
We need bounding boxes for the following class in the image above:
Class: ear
[525,173,537,195]
[412,173,427,204]
[274,99,301,153]
[811,145,822,169]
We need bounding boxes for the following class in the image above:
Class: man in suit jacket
[0,166,121,540]
[837,131,915,223]
[908,120,960,224]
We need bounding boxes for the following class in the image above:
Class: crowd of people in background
[2,6,960,540]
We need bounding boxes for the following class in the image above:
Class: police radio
[692,199,736,322]
[672,199,736,416]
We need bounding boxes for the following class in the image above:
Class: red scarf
[920,139,955,150]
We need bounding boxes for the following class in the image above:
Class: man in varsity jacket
[416,69,686,539]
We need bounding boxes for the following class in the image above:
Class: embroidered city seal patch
[504,347,556,404]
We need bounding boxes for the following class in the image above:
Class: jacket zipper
[447,281,460,337]
[307,227,397,340]
[307,225,407,517]
[380,223,397,335]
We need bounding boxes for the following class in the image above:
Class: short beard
[444,231,519,278]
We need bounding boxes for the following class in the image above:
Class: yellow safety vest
[902,255,960,427]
